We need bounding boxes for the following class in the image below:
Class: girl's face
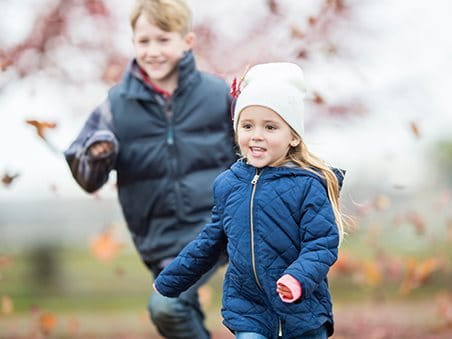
[237,106,300,168]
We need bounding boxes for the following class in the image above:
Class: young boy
[64,0,235,337]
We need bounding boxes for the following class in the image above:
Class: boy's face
[132,14,194,89]
[237,106,300,168]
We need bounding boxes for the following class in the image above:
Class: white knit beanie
[233,62,306,138]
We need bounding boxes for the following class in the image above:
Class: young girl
[154,62,345,339]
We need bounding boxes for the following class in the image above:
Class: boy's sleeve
[64,98,119,193]
[283,178,340,300]
[154,201,227,297]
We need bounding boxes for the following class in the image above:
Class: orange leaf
[39,311,58,335]
[90,227,123,261]
[1,295,14,315]
[25,119,57,139]
[400,257,443,295]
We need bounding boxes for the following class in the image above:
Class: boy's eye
[241,123,252,129]
[159,38,170,43]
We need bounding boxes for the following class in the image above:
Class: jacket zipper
[164,98,183,219]
[250,168,263,289]
[278,318,282,337]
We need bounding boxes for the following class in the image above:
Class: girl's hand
[89,141,114,157]
[276,282,293,300]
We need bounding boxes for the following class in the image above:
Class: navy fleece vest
[108,52,235,263]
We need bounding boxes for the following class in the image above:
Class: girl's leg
[236,332,268,339]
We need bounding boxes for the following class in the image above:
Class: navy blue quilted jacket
[154,160,342,338]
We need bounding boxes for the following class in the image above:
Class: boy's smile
[237,106,300,168]
[132,14,194,93]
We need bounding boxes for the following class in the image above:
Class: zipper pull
[251,174,260,185]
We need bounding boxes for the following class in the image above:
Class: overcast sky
[0,0,451,201]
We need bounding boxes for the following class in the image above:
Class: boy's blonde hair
[130,0,192,35]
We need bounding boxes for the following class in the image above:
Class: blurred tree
[0,0,366,118]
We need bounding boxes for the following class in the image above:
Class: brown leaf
[2,173,19,187]
[25,119,57,140]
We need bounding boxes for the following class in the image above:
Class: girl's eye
[266,125,277,130]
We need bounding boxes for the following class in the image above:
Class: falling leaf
[312,92,325,105]
[361,261,382,287]
[373,194,391,211]
[25,119,57,140]
[308,16,317,26]
[399,257,443,295]
[331,251,356,276]
[267,0,279,14]
[409,121,421,139]
[1,295,14,315]
[0,56,13,71]
[90,227,123,261]
[39,311,58,335]
[405,211,426,235]
[290,25,305,39]
[2,172,20,187]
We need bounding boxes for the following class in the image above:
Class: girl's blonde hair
[130,0,192,34]
[273,137,346,246]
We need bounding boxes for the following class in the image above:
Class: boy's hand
[276,282,293,300]
[89,141,114,158]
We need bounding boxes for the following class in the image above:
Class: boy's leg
[147,256,225,339]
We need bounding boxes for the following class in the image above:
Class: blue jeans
[236,324,328,339]
[147,256,225,339]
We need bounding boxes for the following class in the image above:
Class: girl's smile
[237,105,300,168]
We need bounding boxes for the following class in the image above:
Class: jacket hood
[230,159,345,190]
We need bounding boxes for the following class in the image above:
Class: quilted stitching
[154,161,341,337]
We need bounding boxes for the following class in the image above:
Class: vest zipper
[164,99,174,145]
[250,168,263,289]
